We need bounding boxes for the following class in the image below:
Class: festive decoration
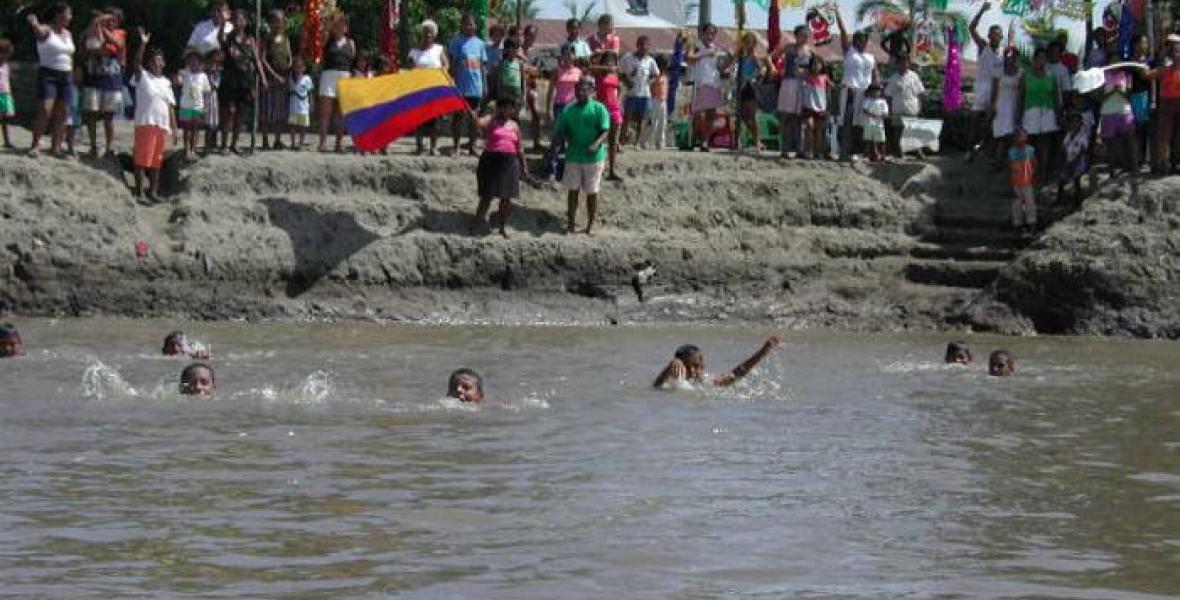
[915,19,938,63]
[1001,0,1028,15]
[807,3,835,46]
[943,23,962,112]
[748,0,803,9]
[1118,0,1133,58]
[929,0,949,10]
[1052,0,1088,19]
[304,0,325,64]
[379,0,398,70]
[768,0,783,75]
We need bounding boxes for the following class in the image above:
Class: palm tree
[673,0,700,26]
[493,0,542,25]
[564,0,599,27]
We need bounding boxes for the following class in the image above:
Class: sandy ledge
[0,148,1176,338]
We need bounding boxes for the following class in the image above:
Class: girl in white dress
[990,48,1022,165]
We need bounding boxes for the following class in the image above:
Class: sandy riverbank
[0,139,1175,338]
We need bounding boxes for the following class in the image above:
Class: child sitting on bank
[862,83,889,162]
[0,323,24,358]
[178,50,211,160]
[287,57,312,150]
[1058,112,1089,205]
[0,39,15,149]
[131,27,177,202]
[447,368,485,403]
[1007,128,1037,234]
[801,55,829,160]
[180,363,216,396]
[653,335,783,389]
[473,98,526,237]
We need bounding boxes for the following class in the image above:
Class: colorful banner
[1052,0,1089,19]
[1002,0,1028,15]
[339,70,469,151]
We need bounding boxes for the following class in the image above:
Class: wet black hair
[988,350,1014,373]
[944,341,971,363]
[0,323,19,339]
[180,362,215,392]
[674,344,701,361]
[448,368,483,394]
[163,330,185,353]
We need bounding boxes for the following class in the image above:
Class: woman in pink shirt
[474,98,526,238]
[591,51,623,181]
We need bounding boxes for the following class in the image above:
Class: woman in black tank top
[317,13,355,153]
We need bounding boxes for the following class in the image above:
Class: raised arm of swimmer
[713,335,782,387]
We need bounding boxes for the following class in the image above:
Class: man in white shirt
[885,54,926,157]
[186,0,232,56]
[834,9,878,160]
[619,35,660,147]
[968,2,1004,160]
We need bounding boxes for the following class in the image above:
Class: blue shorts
[37,67,75,102]
[624,96,652,117]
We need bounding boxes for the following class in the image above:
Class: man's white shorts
[562,161,605,194]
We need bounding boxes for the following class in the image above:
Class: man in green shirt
[555,76,611,234]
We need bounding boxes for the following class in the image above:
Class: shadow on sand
[262,197,382,297]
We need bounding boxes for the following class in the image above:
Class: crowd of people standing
[2,2,1180,229]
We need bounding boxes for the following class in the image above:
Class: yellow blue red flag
[338,69,468,151]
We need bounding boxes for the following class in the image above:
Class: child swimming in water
[0,323,24,358]
[653,335,783,388]
[162,331,211,359]
[447,368,484,403]
[988,350,1015,377]
[945,341,972,364]
[180,363,216,396]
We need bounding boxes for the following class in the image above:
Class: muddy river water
[2,319,1178,598]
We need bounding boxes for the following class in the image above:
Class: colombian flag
[338,69,468,151]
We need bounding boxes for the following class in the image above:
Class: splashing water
[81,360,139,400]
[297,370,336,404]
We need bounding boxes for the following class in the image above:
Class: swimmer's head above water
[988,350,1015,377]
[180,363,216,396]
[0,324,25,358]
[945,341,972,364]
[674,344,704,380]
[163,331,187,356]
[163,331,211,359]
[448,368,485,403]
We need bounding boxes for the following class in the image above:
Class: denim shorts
[37,67,75,102]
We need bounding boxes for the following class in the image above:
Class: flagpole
[252,0,260,152]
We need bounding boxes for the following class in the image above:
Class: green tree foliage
[0,0,478,68]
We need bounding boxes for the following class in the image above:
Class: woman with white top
[989,47,1022,167]
[26,2,75,158]
[409,19,448,155]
